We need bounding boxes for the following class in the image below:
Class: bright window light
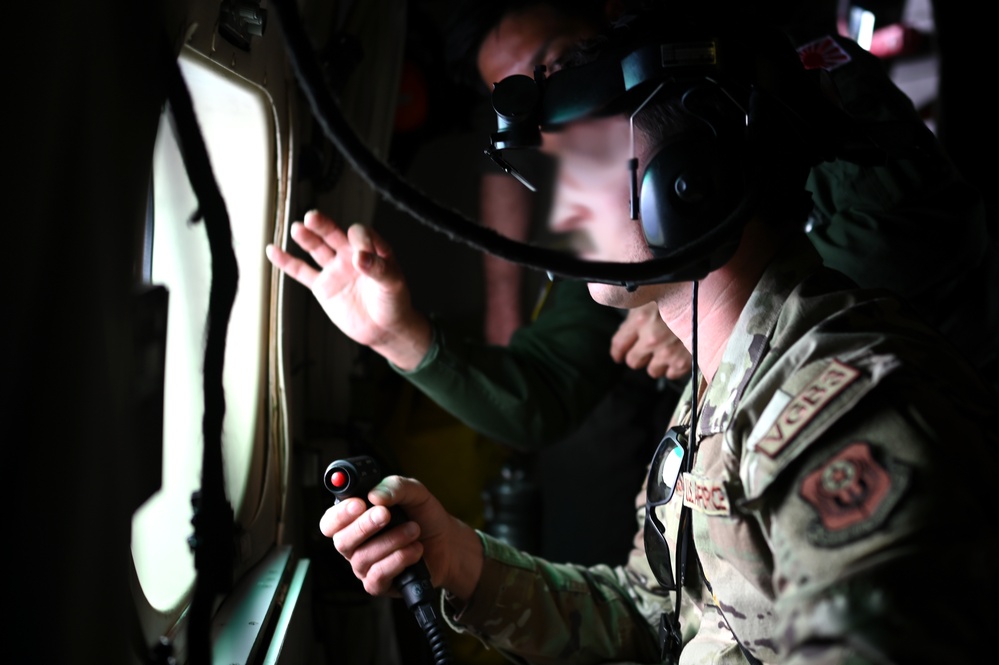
[132,49,274,613]
[851,7,877,51]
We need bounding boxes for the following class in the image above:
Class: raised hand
[609,301,691,380]
[265,210,432,370]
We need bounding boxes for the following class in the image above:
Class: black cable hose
[424,616,453,665]
[267,0,763,287]
[399,578,454,665]
[161,30,238,665]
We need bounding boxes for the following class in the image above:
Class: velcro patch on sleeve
[799,441,910,547]
[755,360,861,458]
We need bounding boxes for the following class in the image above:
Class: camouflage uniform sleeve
[742,360,999,664]
[440,501,670,664]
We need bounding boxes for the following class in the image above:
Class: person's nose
[549,167,590,234]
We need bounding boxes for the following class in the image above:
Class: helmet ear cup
[639,134,745,253]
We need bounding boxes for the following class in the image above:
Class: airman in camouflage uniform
[436,234,999,664]
[316,7,999,664]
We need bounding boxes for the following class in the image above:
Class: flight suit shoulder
[738,354,900,502]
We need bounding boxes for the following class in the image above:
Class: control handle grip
[323,456,434,610]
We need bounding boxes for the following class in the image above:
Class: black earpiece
[639,131,746,261]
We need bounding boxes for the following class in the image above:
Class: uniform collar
[695,233,824,438]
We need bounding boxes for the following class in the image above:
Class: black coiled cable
[396,562,454,665]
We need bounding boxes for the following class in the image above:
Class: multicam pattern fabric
[441,236,999,664]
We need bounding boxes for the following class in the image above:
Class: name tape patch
[680,472,731,516]
[755,360,862,458]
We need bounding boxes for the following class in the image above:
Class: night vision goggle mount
[484,19,907,276]
[484,26,792,273]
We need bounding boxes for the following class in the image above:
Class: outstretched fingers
[289,218,341,268]
[270,211,355,286]
[303,209,350,254]
[265,242,318,288]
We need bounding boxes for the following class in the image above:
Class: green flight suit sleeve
[392,279,625,449]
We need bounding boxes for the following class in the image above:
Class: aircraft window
[131,47,275,613]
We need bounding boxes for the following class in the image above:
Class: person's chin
[587,282,641,309]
